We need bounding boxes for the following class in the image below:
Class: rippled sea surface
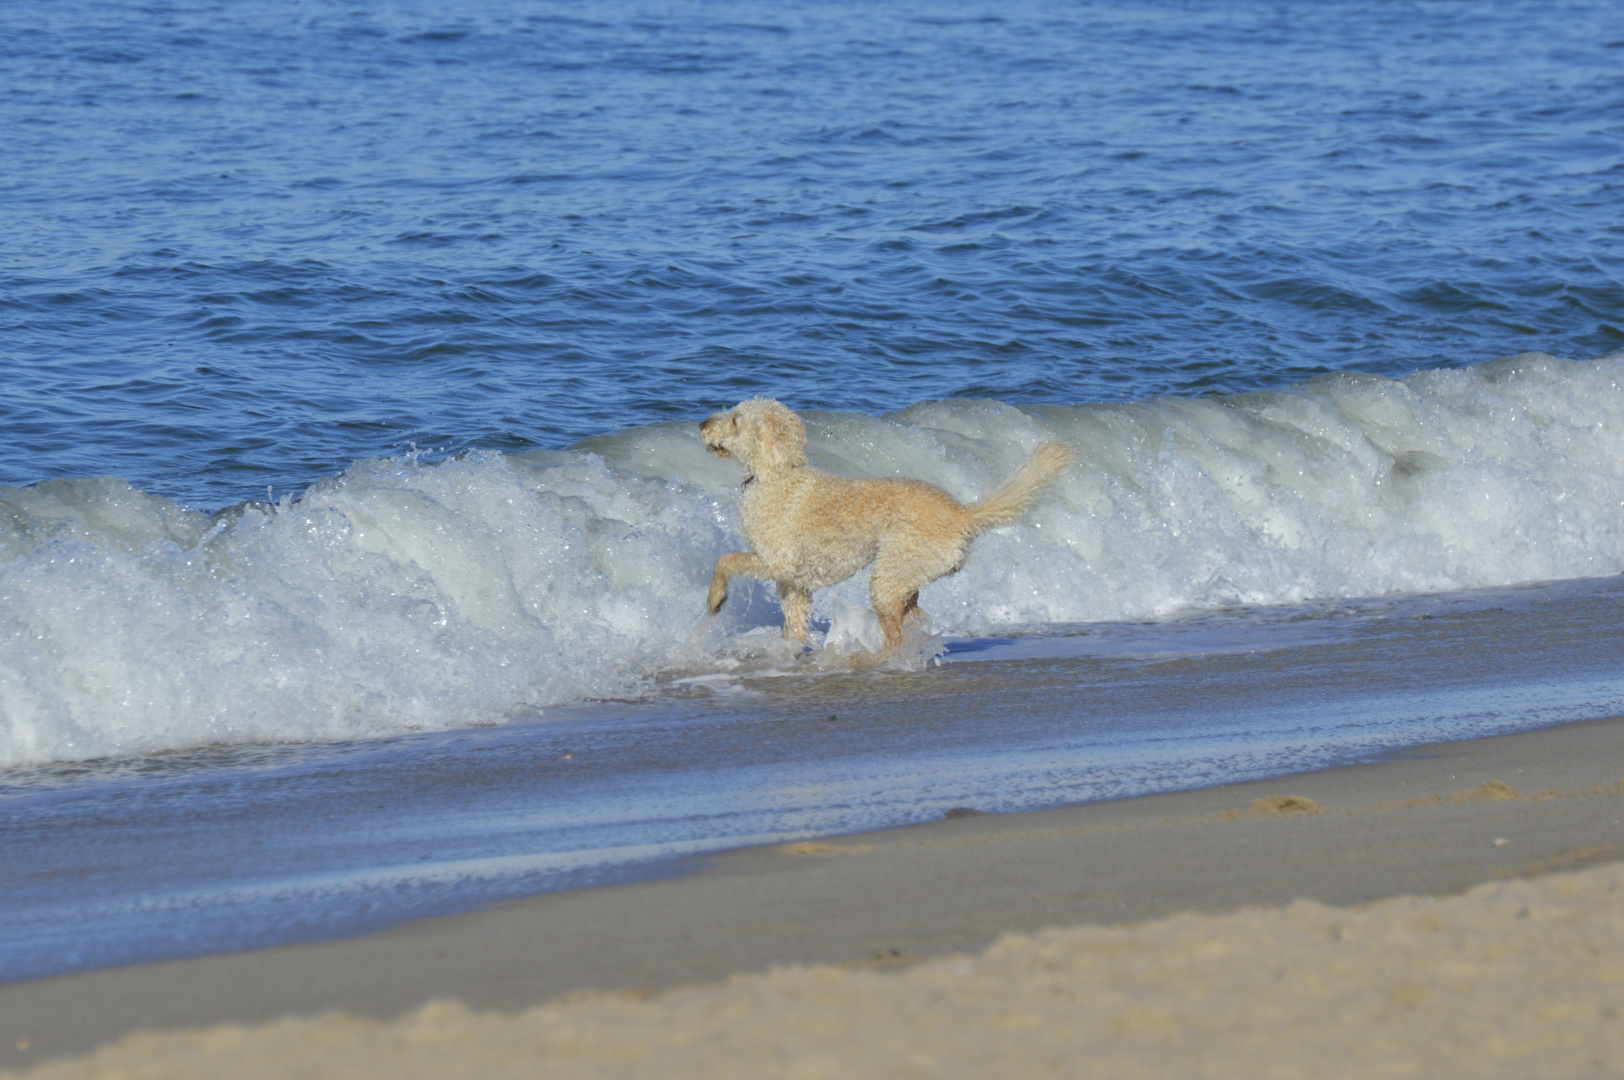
[5,0,1621,506]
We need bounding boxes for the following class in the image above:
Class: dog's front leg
[707,552,768,615]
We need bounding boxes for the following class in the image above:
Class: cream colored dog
[700,398,1073,653]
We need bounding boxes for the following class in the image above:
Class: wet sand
[4,714,1623,1077]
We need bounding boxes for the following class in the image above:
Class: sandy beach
[4,714,1622,1078]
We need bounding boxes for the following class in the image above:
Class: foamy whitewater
[4,351,1620,770]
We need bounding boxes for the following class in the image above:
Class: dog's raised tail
[966,441,1073,533]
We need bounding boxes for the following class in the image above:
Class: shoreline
[4,712,1623,1074]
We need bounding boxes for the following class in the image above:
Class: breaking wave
[3,350,1621,768]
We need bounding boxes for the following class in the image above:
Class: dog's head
[699,398,807,478]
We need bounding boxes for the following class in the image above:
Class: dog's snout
[700,411,735,458]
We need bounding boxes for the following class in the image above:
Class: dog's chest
[736,480,792,554]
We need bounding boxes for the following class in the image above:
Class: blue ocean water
[4,0,1624,984]
[5,0,1620,506]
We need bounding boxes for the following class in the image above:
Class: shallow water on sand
[4,574,1622,982]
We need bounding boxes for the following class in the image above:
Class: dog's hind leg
[707,552,768,615]
[779,585,813,642]
[873,540,955,652]
[875,590,930,652]
[872,589,908,652]
[870,565,919,653]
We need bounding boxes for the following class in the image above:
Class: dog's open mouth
[699,415,734,458]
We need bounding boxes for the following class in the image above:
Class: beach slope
[4,715,1623,1075]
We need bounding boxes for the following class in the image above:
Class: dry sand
[10,860,1624,1080]
[5,717,1624,1078]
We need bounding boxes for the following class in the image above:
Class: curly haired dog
[700,398,1073,653]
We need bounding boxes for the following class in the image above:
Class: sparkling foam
[3,352,1621,768]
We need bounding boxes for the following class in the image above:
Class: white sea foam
[3,351,1622,768]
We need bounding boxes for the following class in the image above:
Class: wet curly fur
[700,398,1073,653]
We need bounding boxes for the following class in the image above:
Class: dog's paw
[706,581,728,615]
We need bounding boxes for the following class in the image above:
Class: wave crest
[3,351,1621,767]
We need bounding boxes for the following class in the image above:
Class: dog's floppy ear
[751,399,808,473]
